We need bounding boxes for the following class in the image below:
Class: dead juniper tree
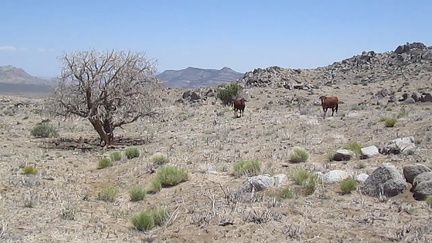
[51,49,163,146]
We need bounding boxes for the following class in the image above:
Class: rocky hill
[239,42,432,89]
[157,67,244,88]
[0,65,52,85]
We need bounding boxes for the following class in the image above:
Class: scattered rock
[403,164,432,185]
[360,163,407,197]
[360,145,380,159]
[333,149,355,161]
[318,170,351,184]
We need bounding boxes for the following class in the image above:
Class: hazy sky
[1,0,431,78]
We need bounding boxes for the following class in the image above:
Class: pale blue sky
[1,0,431,78]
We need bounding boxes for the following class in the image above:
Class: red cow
[232,98,247,117]
[319,96,339,118]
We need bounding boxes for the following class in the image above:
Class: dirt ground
[1,78,432,242]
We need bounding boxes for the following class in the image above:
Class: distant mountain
[157,67,244,88]
[0,65,53,95]
[0,65,53,85]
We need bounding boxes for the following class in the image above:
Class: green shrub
[217,83,242,105]
[426,195,432,208]
[340,178,358,194]
[151,152,169,165]
[291,169,319,195]
[129,185,147,202]
[97,187,119,202]
[97,158,112,169]
[342,141,362,156]
[125,147,140,159]
[21,165,38,175]
[131,207,171,231]
[30,121,59,138]
[384,117,397,127]
[289,146,309,163]
[148,178,162,193]
[155,165,189,187]
[109,151,122,161]
[232,159,262,178]
[277,186,293,200]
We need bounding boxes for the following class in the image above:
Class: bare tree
[51,49,163,146]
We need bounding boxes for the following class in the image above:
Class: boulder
[360,163,407,197]
[380,136,416,155]
[333,149,355,161]
[360,145,380,159]
[403,164,432,185]
[412,172,432,191]
[356,173,369,183]
[413,180,432,200]
[318,170,351,184]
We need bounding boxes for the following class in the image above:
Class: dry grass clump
[97,187,119,202]
[109,151,122,161]
[148,179,162,194]
[151,152,169,165]
[342,141,362,156]
[97,158,112,169]
[426,195,432,208]
[291,169,319,195]
[30,121,59,138]
[384,117,397,127]
[129,185,147,202]
[289,146,309,163]
[339,177,358,194]
[21,165,38,175]
[125,147,140,159]
[131,207,171,231]
[232,159,262,178]
[154,165,189,187]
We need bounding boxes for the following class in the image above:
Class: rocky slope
[157,67,244,88]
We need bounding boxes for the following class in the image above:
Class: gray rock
[381,136,416,155]
[413,180,432,200]
[333,149,355,161]
[421,92,432,102]
[412,172,432,191]
[319,170,350,184]
[403,164,432,185]
[356,173,369,183]
[241,175,275,192]
[360,145,380,159]
[360,163,407,197]
[411,91,421,102]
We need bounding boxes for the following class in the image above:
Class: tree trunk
[89,118,113,146]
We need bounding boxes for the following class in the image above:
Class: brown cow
[232,98,247,117]
[319,96,338,118]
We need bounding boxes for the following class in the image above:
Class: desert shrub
[148,178,162,193]
[384,117,397,127]
[232,159,262,178]
[125,147,140,159]
[129,185,147,202]
[277,186,293,200]
[155,165,189,187]
[342,141,362,156]
[326,149,336,162]
[426,195,432,208]
[291,169,319,195]
[97,187,119,202]
[151,152,169,165]
[97,158,112,169]
[30,121,59,138]
[379,116,388,122]
[340,178,358,194]
[109,151,122,161]
[217,83,242,105]
[289,146,309,163]
[131,207,171,231]
[21,165,38,175]
[397,107,408,118]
